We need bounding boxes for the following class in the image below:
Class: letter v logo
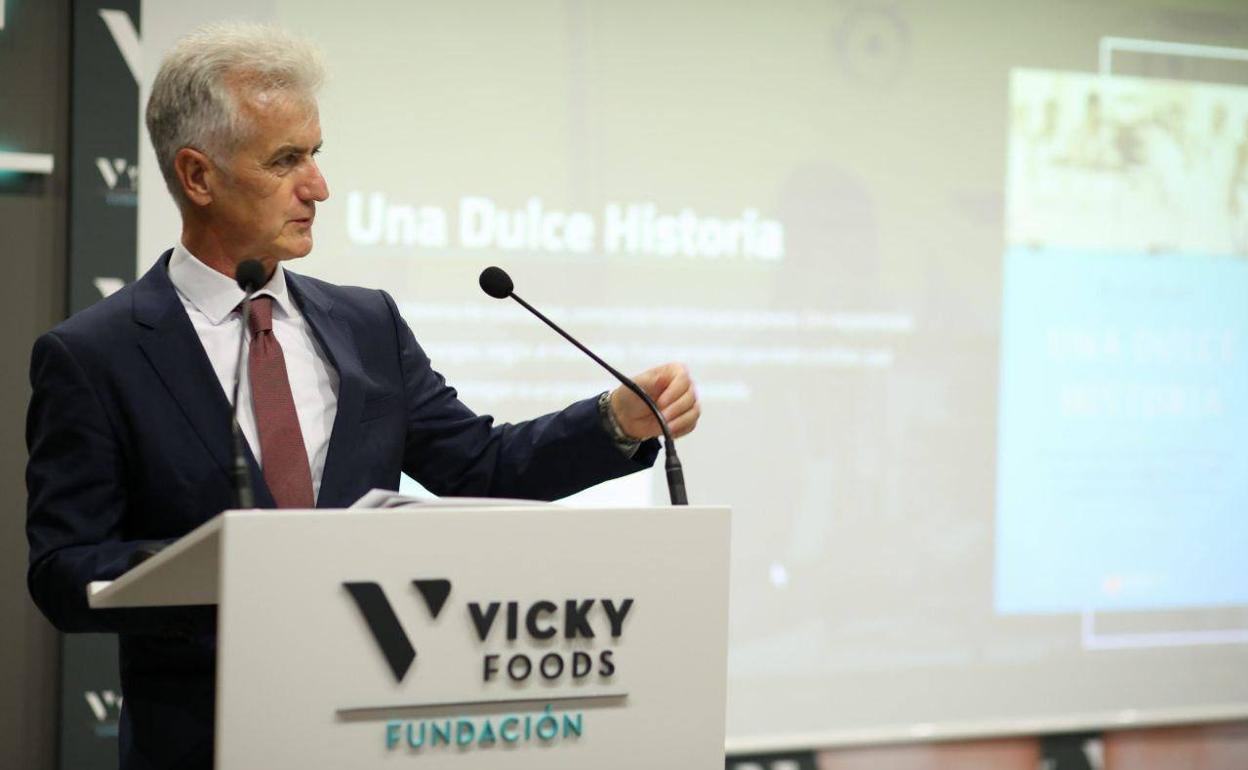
[344,579,452,682]
[98,9,141,83]
[413,579,451,619]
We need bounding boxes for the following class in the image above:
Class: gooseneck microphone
[478,266,688,505]
[230,259,267,508]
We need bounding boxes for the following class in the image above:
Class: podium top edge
[218,504,731,516]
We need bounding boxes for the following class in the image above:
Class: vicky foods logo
[344,578,634,754]
[344,578,633,686]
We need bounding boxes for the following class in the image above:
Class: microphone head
[479,266,514,299]
[235,259,267,293]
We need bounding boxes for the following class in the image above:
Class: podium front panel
[214,505,730,769]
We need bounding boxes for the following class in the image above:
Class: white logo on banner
[94,277,126,298]
[96,157,137,191]
[98,9,140,82]
[84,690,123,722]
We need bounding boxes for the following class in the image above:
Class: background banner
[61,1,141,767]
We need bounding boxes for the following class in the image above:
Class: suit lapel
[286,272,366,508]
[132,251,275,508]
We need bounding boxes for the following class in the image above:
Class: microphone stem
[230,294,256,508]
[508,292,688,505]
[231,420,254,508]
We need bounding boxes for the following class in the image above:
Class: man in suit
[26,23,700,770]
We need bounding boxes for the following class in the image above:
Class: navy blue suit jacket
[26,251,657,769]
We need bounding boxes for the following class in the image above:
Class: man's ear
[173,147,216,207]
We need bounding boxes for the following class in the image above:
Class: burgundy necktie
[247,296,315,508]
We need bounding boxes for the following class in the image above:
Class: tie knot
[248,295,274,336]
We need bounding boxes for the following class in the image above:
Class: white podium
[88,505,731,769]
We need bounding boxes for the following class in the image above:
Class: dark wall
[0,1,71,769]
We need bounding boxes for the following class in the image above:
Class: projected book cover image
[996,70,1248,627]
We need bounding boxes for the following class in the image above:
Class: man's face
[207,89,328,266]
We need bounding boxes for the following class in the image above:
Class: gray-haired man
[27,23,699,770]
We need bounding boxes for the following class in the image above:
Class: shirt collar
[168,243,295,325]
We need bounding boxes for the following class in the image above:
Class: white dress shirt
[167,244,340,503]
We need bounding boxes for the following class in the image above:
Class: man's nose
[298,160,329,202]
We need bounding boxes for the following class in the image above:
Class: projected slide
[996,70,1248,614]
[139,0,1248,749]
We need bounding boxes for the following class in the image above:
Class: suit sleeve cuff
[597,390,643,458]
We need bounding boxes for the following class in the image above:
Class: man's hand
[609,362,700,440]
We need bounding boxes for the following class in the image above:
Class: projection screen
[136,0,1248,752]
